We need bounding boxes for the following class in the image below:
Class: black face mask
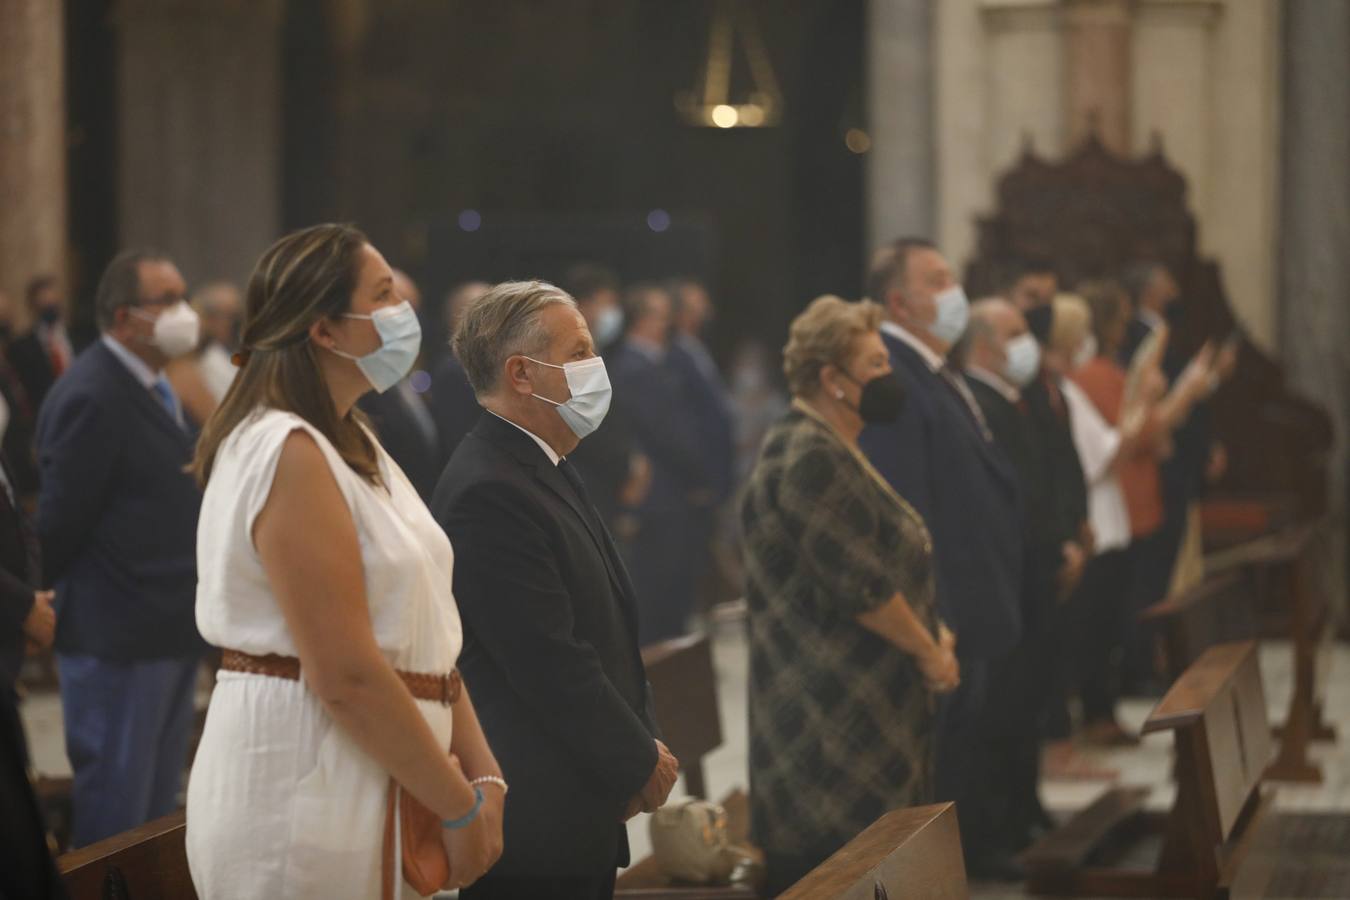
[845,371,906,424]
[1163,298,1185,325]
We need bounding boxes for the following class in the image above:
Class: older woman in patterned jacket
[740,295,959,895]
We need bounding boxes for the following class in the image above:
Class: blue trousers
[58,653,199,848]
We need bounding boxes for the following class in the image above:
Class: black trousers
[460,867,618,900]
[1073,547,1135,723]
[1123,521,1183,689]
[0,691,68,900]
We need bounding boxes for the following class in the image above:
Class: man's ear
[503,355,533,395]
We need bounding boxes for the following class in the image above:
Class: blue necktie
[152,377,181,426]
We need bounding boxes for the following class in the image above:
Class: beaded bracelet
[471,775,509,796]
[442,785,485,831]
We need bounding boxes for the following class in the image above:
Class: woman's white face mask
[524,355,612,439]
[328,300,423,393]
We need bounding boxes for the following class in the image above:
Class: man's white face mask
[524,356,612,439]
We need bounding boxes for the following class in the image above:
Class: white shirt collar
[489,411,561,466]
[100,334,160,389]
[966,365,1021,404]
[1138,308,1165,331]
[880,320,944,372]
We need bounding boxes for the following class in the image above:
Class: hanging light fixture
[676,0,783,128]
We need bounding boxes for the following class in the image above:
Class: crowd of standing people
[1,222,1233,898]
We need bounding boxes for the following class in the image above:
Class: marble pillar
[1279,0,1350,613]
[113,0,283,287]
[0,0,66,315]
[866,0,937,253]
[1063,0,1133,154]
[983,0,1064,173]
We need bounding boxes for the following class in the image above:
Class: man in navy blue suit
[36,249,204,847]
[607,284,712,643]
[858,238,1023,841]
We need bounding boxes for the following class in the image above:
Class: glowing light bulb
[711,104,739,128]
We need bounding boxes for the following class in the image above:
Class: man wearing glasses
[35,249,206,847]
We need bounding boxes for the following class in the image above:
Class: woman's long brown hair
[191,223,381,487]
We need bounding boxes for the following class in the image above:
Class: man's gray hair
[452,280,577,396]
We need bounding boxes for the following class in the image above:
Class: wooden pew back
[641,633,723,800]
[778,802,966,900]
[58,810,195,900]
[1143,641,1274,858]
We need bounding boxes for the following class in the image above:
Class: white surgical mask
[1072,334,1099,370]
[1003,333,1041,387]
[330,300,422,393]
[133,301,200,358]
[592,306,624,348]
[525,355,612,438]
[931,285,971,345]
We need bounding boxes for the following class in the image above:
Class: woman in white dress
[185,223,504,898]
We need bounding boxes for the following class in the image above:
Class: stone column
[1279,0,1350,614]
[0,0,66,312]
[1063,0,1134,154]
[113,0,283,286]
[866,0,937,253]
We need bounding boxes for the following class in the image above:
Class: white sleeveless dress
[186,408,462,899]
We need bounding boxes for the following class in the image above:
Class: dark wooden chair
[616,633,758,898]
[1025,641,1276,898]
[778,802,967,900]
[58,809,195,900]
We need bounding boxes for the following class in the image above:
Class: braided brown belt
[220,649,462,706]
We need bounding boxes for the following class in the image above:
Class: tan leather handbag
[382,780,451,900]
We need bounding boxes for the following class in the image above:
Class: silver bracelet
[470,775,509,796]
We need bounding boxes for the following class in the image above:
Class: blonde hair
[782,295,883,397]
[1050,293,1091,355]
[453,280,577,396]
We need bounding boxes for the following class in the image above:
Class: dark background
[63,0,868,362]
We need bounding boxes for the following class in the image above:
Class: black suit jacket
[35,340,203,660]
[358,385,442,501]
[8,332,57,417]
[0,453,39,693]
[858,333,1023,660]
[432,413,659,877]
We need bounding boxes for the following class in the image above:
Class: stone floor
[20,625,1350,897]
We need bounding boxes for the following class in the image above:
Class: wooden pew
[58,809,195,900]
[615,633,757,898]
[1025,641,1276,898]
[1203,521,1336,782]
[778,802,967,900]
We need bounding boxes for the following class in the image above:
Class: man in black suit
[961,299,1085,876]
[857,239,1023,859]
[433,280,678,899]
[37,250,204,847]
[0,447,65,899]
[9,275,81,416]
[359,269,444,499]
